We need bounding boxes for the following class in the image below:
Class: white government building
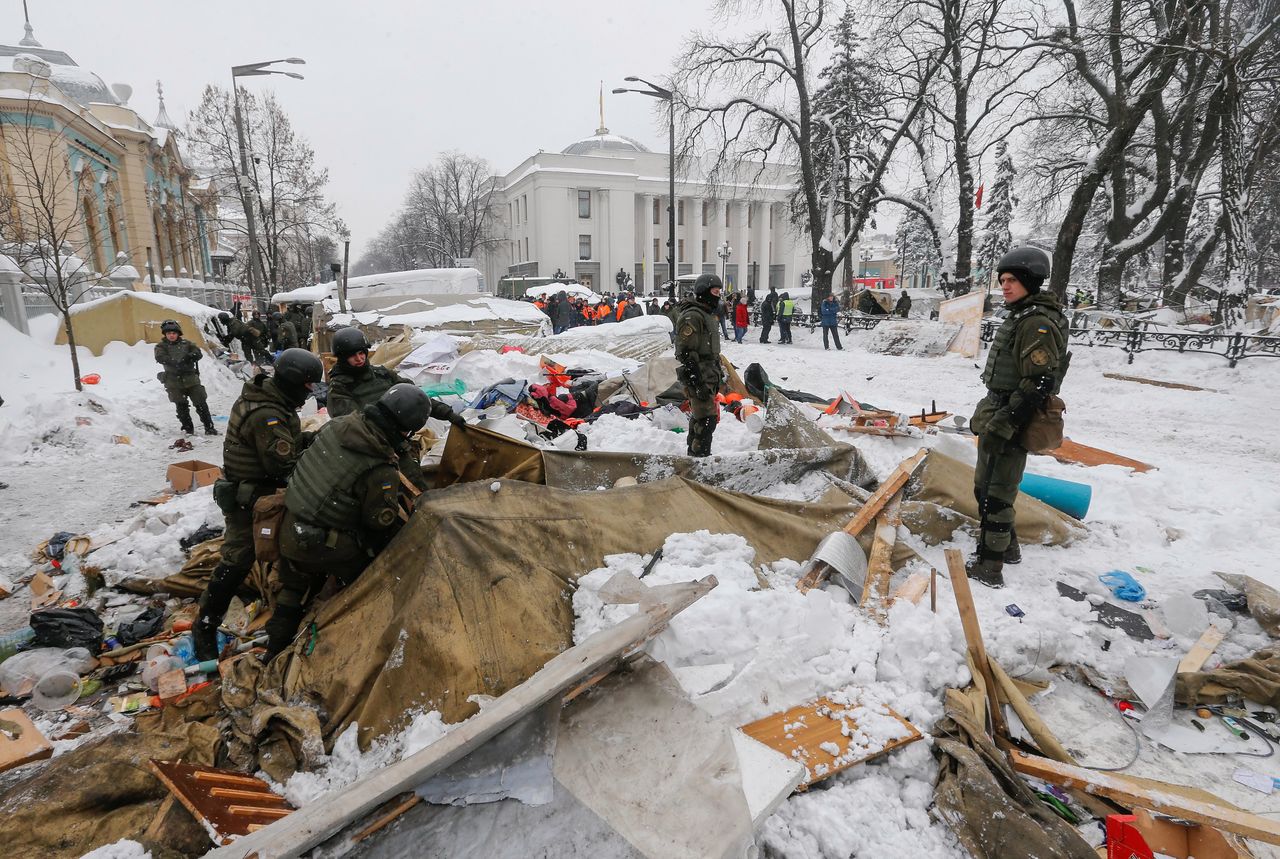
[484,124,805,295]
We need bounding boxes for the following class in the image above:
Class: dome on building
[1,27,121,108]
[561,127,650,156]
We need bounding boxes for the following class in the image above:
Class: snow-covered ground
[4,312,1280,857]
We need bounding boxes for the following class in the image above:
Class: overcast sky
[25,0,724,259]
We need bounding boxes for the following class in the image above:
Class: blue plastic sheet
[1099,570,1146,602]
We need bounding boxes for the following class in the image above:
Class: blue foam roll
[1018,471,1092,519]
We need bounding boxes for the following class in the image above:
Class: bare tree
[676,0,940,302]
[402,152,502,265]
[0,90,125,391]
[184,85,341,293]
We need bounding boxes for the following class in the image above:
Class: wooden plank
[1009,750,1280,846]
[204,575,718,859]
[861,492,903,618]
[1103,372,1213,392]
[740,695,921,790]
[1179,624,1226,674]
[150,760,294,846]
[890,571,931,607]
[350,793,421,845]
[798,450,926,593]
[944,548,1006,737]
[0,708,53,774]
[1046,438,1155,473]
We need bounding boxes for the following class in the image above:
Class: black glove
[448,413,467,429]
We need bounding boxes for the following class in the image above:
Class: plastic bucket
[1018,471,1092,520]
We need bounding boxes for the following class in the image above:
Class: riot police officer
[673,274,724,457]
[967,247,1070,587]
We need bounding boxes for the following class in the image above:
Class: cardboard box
[166,460,223,494]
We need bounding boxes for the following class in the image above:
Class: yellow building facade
[0,25,216,288]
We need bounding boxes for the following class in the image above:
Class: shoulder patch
[265,417,280,426]
[376,508,396,527]
[679,324,695,338]
[381,481,394,490]
[274,438,293,457]
[1036,326,1049,334]
[1030,348,1051,367]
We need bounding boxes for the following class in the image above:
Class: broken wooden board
[946,549,1007,737]
[204,575,718,859]
[1103,372,1214,392]
[1009,750,1280,846]
[1045,438,1155,473]
[1056,581,1155,641]
[739,695,922,790]
[150,760,295,845]
[1179,624,1227,674]
[0,708,53,774]
[890,571,931,607]
[798,449,927,593]
[861,492,903,619]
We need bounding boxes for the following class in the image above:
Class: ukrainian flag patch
[1036,327,1048,334]
[266,418,280,426]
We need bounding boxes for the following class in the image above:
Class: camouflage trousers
[685,390,719,457]
[973,433,1028,558]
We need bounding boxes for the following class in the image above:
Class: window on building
[725,205,731,228]
[653,198,660,225]
[678,239,685,262]
[702,202,709,227]
[653,238,660,264]
[82,199,105,273]
[578,190,591,219]
[508,202,513,224]
[701,239,707,260]
[769,207,774,228]
[748,206,754,228]
[521,195,527,223]
[677,200,684,226]
[524,237,529,260]
[107,206,122,258]
[747,241,752,262]
[579,234,591,260]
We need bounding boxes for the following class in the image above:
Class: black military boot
[264,602,307,661]
[195,402,218,436]
[193,564,240,661]
[965,550,1006,588]
[687,415,716,458]
[176,402,195,435]
[1003,533,1021,565]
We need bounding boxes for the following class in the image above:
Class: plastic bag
[29,606,105,651]
[116,605,165,647]
[0,647,94,696]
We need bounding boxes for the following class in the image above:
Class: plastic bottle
[0,628,35,664]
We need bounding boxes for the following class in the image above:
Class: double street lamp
[231,57,305,304]
[717,241,733,287]
[613,76,675,300]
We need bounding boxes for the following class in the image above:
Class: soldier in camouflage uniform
[245,312,272,364]
[265,384,431,657]
[271,311,299,351]
[154,320,217,435]
[967,247,1070,587]
[193,348,324,661]
[286,303,312,347]
[673,274,725,457]
[327,327,465,488]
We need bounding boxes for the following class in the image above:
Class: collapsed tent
[249,476,882,753]
[56,290,220,355]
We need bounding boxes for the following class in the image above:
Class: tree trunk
[811,247,834,305]
[1095,253,1124,310]
[62,311,83,393]
[1162,197,1192,310]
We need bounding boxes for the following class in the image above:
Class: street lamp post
[231,57,305,305]
[717,241,732,287]
[613,76,675,300]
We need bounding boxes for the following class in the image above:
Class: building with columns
[488,125,804,295]
[0,19,218,290]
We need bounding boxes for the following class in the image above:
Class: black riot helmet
[996,246,1052,293]
[272,348,324,406]
[375,383,431,435]
[693,273,723,308]
[270,311,283,322]
[332,327,372,360]
[161,319,182,335]
[218,311,232,323]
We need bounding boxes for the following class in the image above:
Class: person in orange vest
[615,297,629,321]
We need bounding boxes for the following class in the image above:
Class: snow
[3,303,1280,857]
[325,297,546,330]
[524,282,602,303]
[78,840,151,859]
[69,289,221,326]
[275,267,485,305]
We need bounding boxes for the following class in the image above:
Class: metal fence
[744,307,1280,368]
[146,280,243,312]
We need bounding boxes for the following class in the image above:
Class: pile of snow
[278,268,485,305]
[558,314,672,338]
[78,840,151,859]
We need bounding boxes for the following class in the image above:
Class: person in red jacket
[733,293,750,343]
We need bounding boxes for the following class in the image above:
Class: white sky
[23,0,724,258]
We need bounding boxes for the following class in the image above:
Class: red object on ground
[172,619,193,633]
[80,374,101,385]
[499,345,525,354]
[1106,814,1154,859]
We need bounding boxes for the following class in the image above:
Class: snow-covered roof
[69,288,220,321]
[275,267,485,304]
[0,51,120,107]
[525,282,602,303]
[561,129,650,156]
[327,296,546,330]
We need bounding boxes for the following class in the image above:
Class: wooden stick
[929,568,937,613]
[798,450,926,593]
[944,548,1006,737]
[351,793,421,844]
[1178,624,1226,674]
[1102,372,1213,392]
[1009,750,1280,845]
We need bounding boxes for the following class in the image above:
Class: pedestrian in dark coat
[759,288,778,343]
[819,294,843,351]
